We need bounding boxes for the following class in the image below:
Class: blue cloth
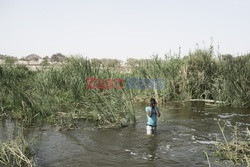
[145,106,159,127]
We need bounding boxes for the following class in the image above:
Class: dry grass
[0,132,37,167]
[215,122,250,166]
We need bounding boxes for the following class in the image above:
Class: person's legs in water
[146,125,157,135]
[152,126,157,134]
[146,125,153,135]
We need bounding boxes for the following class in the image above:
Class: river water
[0,102,249,167]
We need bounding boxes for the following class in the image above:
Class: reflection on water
[145,136,158,161]
[0,119,19,141]
[0,102,249,167]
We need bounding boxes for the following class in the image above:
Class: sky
[0,0,249,61]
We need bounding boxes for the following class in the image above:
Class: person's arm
[146,107,152,117]
[156,107,161,117]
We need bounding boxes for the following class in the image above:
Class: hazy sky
[0,0,249,60]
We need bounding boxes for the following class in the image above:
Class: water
[0,102,249,167]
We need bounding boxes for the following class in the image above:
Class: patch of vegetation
[214,122,250,166]
[0,46,249,128]
[0,132,37,167]
[0,57,135,127]
[131,46,250,107]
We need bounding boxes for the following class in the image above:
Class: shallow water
[1,102,249,167]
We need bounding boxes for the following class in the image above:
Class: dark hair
[150,98,157,108]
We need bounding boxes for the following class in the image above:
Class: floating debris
[130,152,138,156]
[196,140,215,145]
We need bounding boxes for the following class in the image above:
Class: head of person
[150,98,157,108]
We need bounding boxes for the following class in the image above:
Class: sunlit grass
[0,132,36,167]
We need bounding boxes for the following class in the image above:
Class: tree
[51,53,66,62]
[0,54,5,60]
[4,56,17,65]
[43,56,49,60]
[25,54,41,62]
[40,59,50,68]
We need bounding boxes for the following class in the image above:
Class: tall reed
[0,57,135,127]
[130,47,250,107]
[1,47,249,127]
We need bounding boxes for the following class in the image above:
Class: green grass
[131,47,250,107]
[0,57,135,127]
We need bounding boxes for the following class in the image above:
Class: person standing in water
[146,98,161,135]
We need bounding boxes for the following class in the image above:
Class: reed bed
[0,57,135,127]
[0,47,249,127]
[131,47,250,107]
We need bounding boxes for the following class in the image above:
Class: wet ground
[0,102,249,167]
